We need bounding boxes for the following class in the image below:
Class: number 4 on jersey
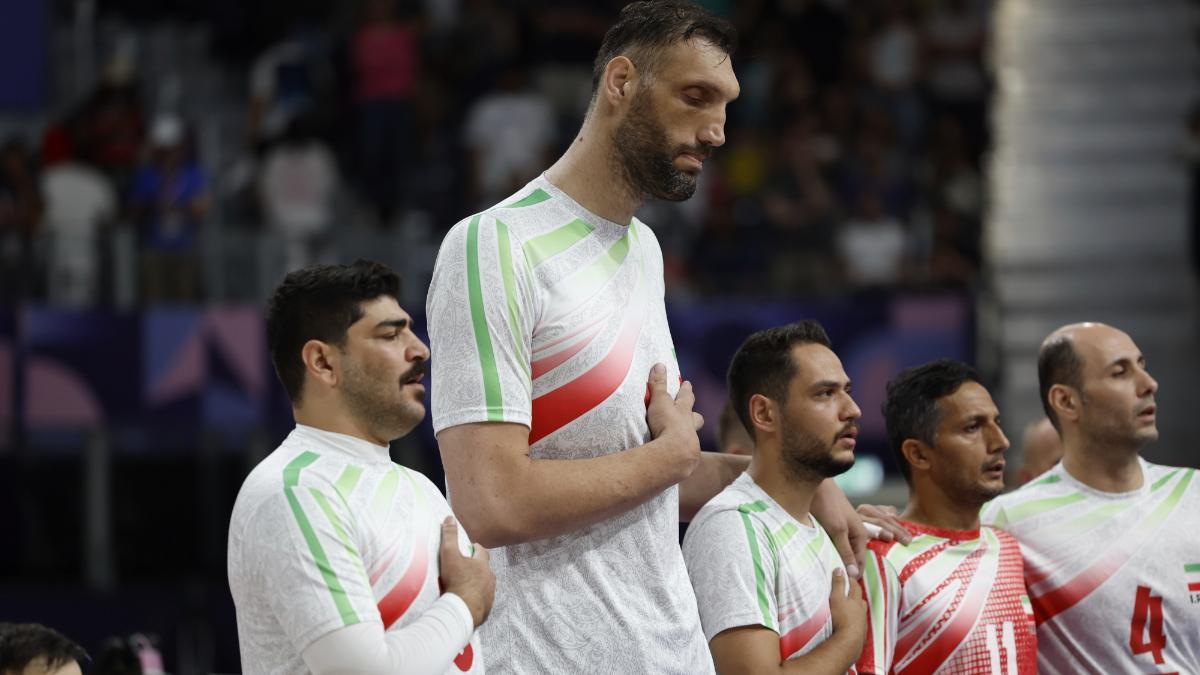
[1129,585,1167,665]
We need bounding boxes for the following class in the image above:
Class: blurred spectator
[259,115,340,272]
[761,118,838,293]
[247,24,336,147]
[837,190,907,286]
[91,633,161,675]
[41,142,118,306]
[864,2,924,146]
[1014,417,1064,486]
[351,0,421,224]
[923,0,989,155]
[130,115,210,303]
[463,64,555,205]
[77,53,146,193]
[0,137,44,303]
[0,622,87,675]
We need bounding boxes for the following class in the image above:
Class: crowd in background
[0,0,993,307]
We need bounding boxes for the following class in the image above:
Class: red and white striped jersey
[856,521,1036,675]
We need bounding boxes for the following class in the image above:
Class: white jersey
[228,425,484,675]
[428,175,711,673]
[982,458,1200,674]
[682,473,851,666]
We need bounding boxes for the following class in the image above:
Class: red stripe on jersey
[531,311,608,356]
[1187,582,1200,592]
[779,600,831,660]
[377,532,430,629]
[1030,548,1127,626]
[895,545,988,674]
[528,290,645,445]
[530,321,603,379]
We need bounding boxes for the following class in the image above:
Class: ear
[600,55,636,107]
[301,339,340,390]
[747,393,776,438]
[901,438,932,476]
[1047,384,1079,425]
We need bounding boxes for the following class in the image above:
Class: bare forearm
[680,452,750,521]
[778,631,862,675]
[441,425,695,547]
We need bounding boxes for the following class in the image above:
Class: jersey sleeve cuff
[438,592,476,648]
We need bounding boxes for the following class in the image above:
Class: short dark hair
[726,321,832,441]
[591,1,737,95]
[0,623,87,673]
[266,260,401,404]
[883,358,981,484]
[1037,337,1083,432]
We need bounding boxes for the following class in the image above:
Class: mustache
[401,361,427,383]
[678,144,713,160]
[835,421,857,439]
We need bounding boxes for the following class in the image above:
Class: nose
[842,393,862,421]
[1138,367,1158,397]
[699,109,726,148]
[989,423,1010,454]
[409,336,430,362]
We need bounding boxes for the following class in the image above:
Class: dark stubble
[779,414,856,483]
[612,89,706,202]
[341,356,425,441]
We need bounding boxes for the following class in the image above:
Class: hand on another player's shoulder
[829,567,867,652]
[645,363,702,473]
[438,517,495,627]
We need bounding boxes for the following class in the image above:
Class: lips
[401,364,426,386]
[983,461,1005,476]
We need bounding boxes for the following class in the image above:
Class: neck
[901,481,982,532]
[1061,431,1143,492]
[544,115,643,225]
[294,401,388,447]
[747,449,822,525]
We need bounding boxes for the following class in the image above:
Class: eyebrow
[376,318,410,331]
[1106,354,1144,369]
[811,379,851,390]
[683,79,740,101]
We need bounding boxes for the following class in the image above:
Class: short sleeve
[238,482,382,652]
[856,545,900,674]
[683,509,780,642]
[428,212,538,432]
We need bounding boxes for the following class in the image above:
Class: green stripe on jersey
[311,487,369,585]
[370,468,400,520]
[1030,473,1062,487]
[522,218,595,267]
[738,510,775,631]
[495,220,530,379]
[1003,492,1088,524]
[773,522,799,548]
[863,552,887,660]
[1184,563,1200,573]
[283,452,359,626]
[334,465,364,505]
[503,188,551,209]
[552,229,632,310]
[1152,468,1181,491]
[466,214,504,419]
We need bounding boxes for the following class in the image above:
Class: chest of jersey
[885,530,1036,674]
[524,222,678,457]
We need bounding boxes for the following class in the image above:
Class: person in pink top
[352,0,420,224]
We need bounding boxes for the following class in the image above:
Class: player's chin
[978,477,1005,500]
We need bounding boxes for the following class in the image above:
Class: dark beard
[779,416,855,482]
[341,357,423,441]
[612,90,701,202]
